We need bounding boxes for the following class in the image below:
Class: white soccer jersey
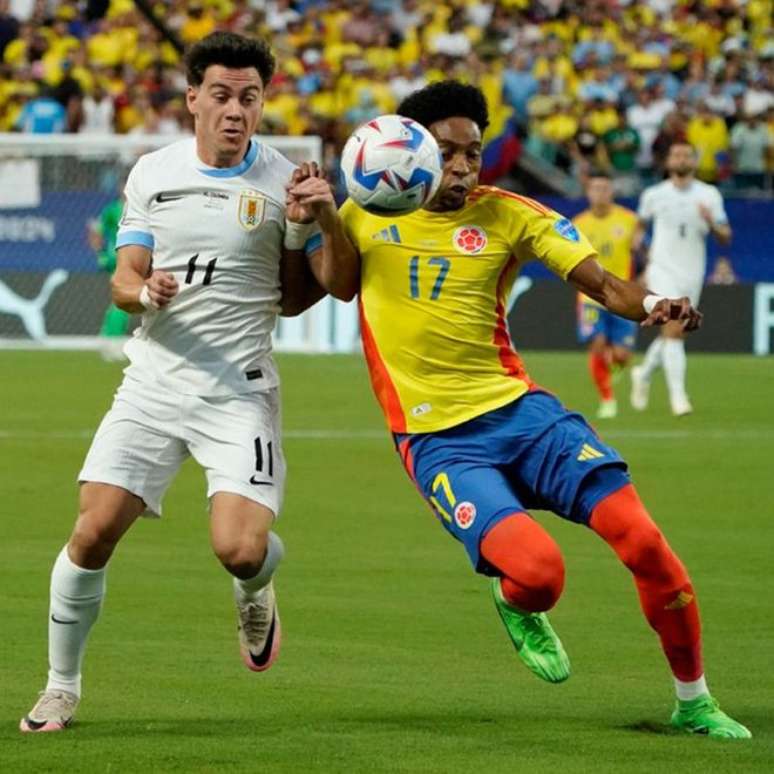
[638,179,728,283]
[117,138,318,397]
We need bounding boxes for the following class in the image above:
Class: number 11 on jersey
[409,255,450,300]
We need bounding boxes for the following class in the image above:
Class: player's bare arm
[279,162,328,316]
[568,256,703,331]
[111,244,178,313]
[698,204,732,245]
[286,164,360,302]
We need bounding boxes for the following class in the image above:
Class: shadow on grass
[620,720,680,736]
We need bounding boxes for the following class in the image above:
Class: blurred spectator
[502,51,538,126]
[342,2,379,48]
[687,102,730,182]
[15,87,67,133]
[627,88,671,175]
[707,256,738,285]
[602,106,640,175]
[743,73,774,117]
[180,3,217,45]
[0,0,19,59]
[730,112,772,189]
[652,111,688,177]
[80,82,115,134]
[704,78,736,119]
[0,0,771,203]
[570,112,609,179]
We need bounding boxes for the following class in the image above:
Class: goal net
[0,133,359,353]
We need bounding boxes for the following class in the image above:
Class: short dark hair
[397,80,489,134]
[185,31,276,88]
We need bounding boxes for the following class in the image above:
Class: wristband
[283,220,316,250]
[642,294,666,314]
[138,284,158,310]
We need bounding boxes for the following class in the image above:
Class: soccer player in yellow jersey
[573,171,644,419]
[286,81,750,738]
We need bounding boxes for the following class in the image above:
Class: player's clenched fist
[642,296,703,332]
[285,163,336,228]
[141,270,178,309]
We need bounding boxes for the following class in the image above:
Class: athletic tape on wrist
[642,294,666,314]
[138,284,158,310]
[284,220,316,250]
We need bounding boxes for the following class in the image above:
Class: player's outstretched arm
[286,164,360,302]
[112,245,178,313]
[568,256,703,331]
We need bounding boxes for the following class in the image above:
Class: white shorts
[646,266,703,306]
[78,376,286,517]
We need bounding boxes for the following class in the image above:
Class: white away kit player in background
[631,142,731,416]
[20,31,323,733]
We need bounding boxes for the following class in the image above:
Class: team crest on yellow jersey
[453,225,487,254]
[237,189,265,231]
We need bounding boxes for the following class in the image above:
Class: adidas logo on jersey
[371,225,401,243]
[577,443,604,461]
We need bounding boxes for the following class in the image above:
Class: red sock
[590,484,703,681]
[589,352,613,400]
[480,513,565,612]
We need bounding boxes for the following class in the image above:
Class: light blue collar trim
[197,139,259,178]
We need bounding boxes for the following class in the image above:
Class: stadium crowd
[0,0,772,193]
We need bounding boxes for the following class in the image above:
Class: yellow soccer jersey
[573,205,638,308]
[341,186,597,434]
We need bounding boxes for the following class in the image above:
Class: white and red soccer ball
[341,114,443,216]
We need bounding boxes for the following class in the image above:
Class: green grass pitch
[1,350,772,773]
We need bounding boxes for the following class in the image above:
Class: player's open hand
[285,162,336,227]
[641,296,702,332]
[144,270,178,308]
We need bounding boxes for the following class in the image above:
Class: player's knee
[213,531,269,579]
[519,546,565,611]
[69,511,123,568]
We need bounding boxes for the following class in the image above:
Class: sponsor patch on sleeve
[554,218,580,242]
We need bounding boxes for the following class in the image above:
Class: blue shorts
[577,301,637,348]
[394,391,630,574]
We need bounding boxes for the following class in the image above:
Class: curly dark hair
[397,81,490,133]
[185,31,276,88]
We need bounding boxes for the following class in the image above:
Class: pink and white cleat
[20,690,79,733]
[236,580,281,672]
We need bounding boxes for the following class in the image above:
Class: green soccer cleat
[490,578,570,684]
[670,695,752,739]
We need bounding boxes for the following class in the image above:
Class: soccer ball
[341,114,443,216]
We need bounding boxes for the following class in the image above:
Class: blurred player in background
[631,142,731,416]
[20,31,323,733]
[573,170,643,418]
[87,179,130,361]
[288,81,750,739]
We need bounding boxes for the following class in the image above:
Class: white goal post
[0,133,359,353]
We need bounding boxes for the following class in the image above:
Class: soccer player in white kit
[20,32,323,732]
[630,142,731,416]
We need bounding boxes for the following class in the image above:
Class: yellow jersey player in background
[573,171,644,419]
[285,81,749,739]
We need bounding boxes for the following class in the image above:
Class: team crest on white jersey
[238,189,266,231]
[453,225,487,254]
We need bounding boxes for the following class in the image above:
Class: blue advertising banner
[0,191,113,272]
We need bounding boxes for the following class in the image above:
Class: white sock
[46,547,106,698]
[639,337,664,379]
[233,532,284,604]
[663,339,688,403]
[675,674,709,701]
